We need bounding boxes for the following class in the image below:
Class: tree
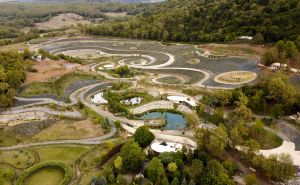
[161,177,169,185]
[168,162,178,173]
[187,159,203,183]
[133,126,155,148]
[242,139,260,161]
[295,35,300,51]
[253,33,264,43]
[116,175,127,185]
[206,124,228,157]
[267,76,296,105]
[262,154,295,181]
[114,156,123,171]
[146,157,165,184]
[120,140,144,172]
[201,160,235,185]
[171,177,179,185]
[230,121,249,147]
[244,173,259,185]
[285,41,298,58]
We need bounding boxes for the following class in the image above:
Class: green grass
[0,165,15,185]
[0,129,21,147]
[33,146,91,164]
[20,72,103,98]
[257,131,283,150]
[78,144,109,171]
[156,76,182,85]
[80,171,102,185]
[0,150,35,169]
[23,167,65,185]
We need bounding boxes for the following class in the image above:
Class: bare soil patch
[198,43,268,60]
[35,13,91,30]
[24,60,81,84]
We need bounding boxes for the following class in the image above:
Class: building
[238,36,253,40]
[151,141,183,153]
[167,96,197,108]
[91,92,108,104]
[121,97,143,106]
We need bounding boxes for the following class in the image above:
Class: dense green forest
[83,0,300,43]
[0,50,34,107]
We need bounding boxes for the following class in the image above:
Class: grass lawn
[33,145,91,164]
[0,150,35,169]
[80,170,102,185]
[0,42,27,52]
[0,165,15,185]
[32,119,104,141]
[78,144,109,171]
[20,72,103,98]
[156,76,182,85]
[258,130,283,150]
[23,167,65,185]
[0,129,21,147]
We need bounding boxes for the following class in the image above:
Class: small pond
[140,112,186,130]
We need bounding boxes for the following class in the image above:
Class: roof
[167,96,197,107]
[151,141,183,153]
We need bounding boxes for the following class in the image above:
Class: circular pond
[140,112,186,130]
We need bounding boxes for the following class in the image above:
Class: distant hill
[1,0,166,3]
[84,0,300,43]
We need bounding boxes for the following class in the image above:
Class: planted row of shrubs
[16,161,73,185]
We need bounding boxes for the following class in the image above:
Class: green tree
[120,140,144,172]
[285,41,298,58]
[262,154,295,181]
[114,156,123,171]
[253,33,264,43]
[161,177,169,185]
[171,177,179,185]
[187,159,203,183]
[133,126,155,148]
[117,175,127,185]
[244,173,259,185]
[168,162,178,173]
[202,160,234,185]
[146,157,165,184]
[206,124,228,157]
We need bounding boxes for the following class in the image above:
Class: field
[35,13,91,30]
[0,150,35,169]
[23,167,65,185]
[0,165,15,185]
[24,60,80,85]
[20,72,103,98]
[32,119,104,141]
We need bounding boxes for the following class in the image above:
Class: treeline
[83,0,300,43]
[0,2,136,39]
[0,50,34,108]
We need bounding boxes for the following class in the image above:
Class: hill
[83,0,300,43]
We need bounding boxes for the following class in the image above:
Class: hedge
[16,161,73,185]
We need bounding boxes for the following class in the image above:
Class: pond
[140,112,186,130]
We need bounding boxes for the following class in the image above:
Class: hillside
[83,0,300,43]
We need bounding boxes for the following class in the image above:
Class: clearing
[35,13,91,30]
[32,119,104,141]
[24,60,81,85]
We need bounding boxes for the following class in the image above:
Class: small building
[238,36,253,40]
[167,96,197,108]
[121,97,142,106]
[91,92,108,104]
[270,63,287,71]
[151,141,183,154]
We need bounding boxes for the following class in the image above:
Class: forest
[83,0,300,43]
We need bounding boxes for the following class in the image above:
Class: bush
[16,161,72,185]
